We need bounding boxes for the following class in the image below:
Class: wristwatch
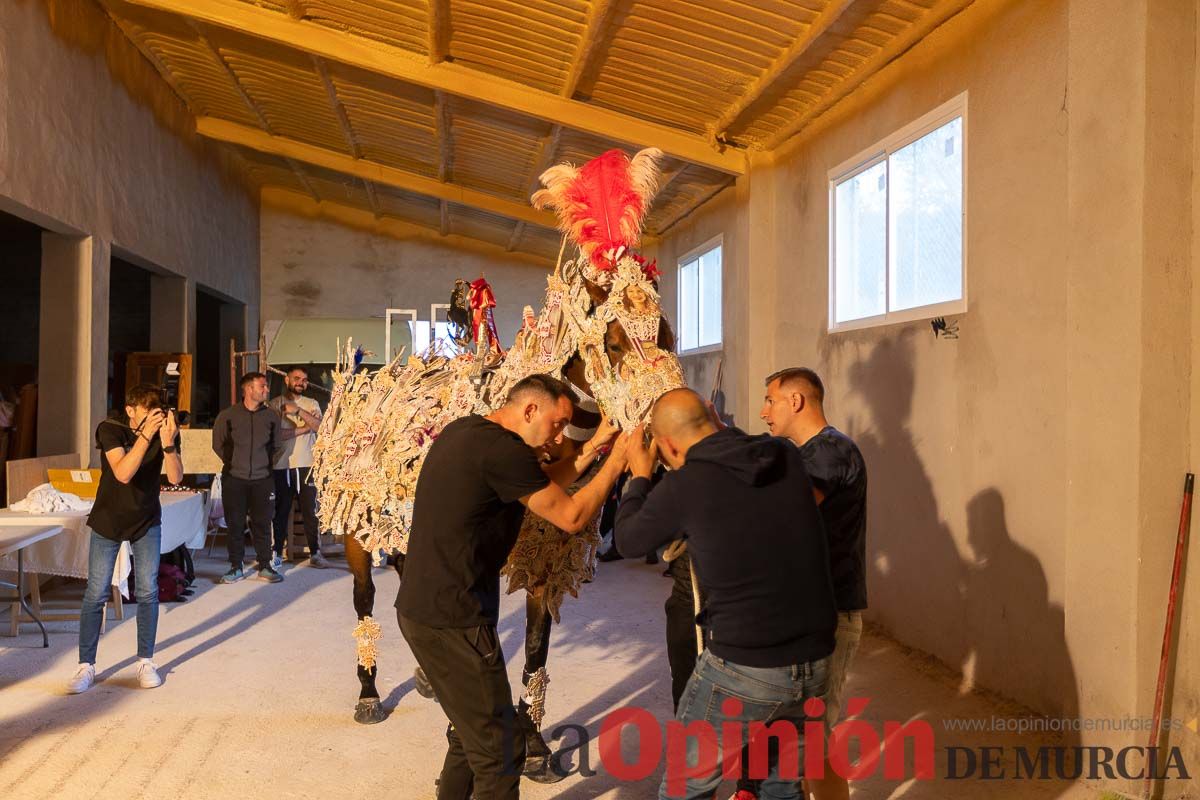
[163,445,178,454]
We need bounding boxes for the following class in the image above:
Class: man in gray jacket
[213,372,285,584]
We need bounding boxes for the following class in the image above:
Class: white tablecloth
[0,492,207,596]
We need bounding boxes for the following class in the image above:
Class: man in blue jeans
[616,389,836,800]
[67,384,183,694]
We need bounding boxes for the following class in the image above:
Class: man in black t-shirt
[753,366,868,800]
[67,384,183,695]
[397,374,629,800]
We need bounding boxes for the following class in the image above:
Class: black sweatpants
[399,613,525,800]
[272,467,320,555]
[666,552,704,712]
[223,474,274,569]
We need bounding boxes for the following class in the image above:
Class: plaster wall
[658,3,1200,786]
[259,208,554,350]
[0,0,259,459]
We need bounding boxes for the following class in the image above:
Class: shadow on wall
[845,333,1080,772]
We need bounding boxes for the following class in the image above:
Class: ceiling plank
[198,116,558,228]
[709,0,859,142]
[763,0,976,150]
[117,0,745,174]
[560,0,616,99]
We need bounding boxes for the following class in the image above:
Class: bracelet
[139,433,153,444]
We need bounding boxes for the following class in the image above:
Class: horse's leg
[519,591,563,783]
[345,536,386,724]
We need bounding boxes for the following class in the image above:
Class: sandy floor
[1,551,1108,799]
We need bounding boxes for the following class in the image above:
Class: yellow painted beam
[197,117,559,229]
[261,187,554,267]
[118,0,745,174]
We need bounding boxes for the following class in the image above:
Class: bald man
[615,389,837,800]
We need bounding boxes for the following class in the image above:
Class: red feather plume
[532,148,663,271]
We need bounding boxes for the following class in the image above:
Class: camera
[160,363,189,426]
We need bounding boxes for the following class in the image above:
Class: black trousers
[522,592,552,688]
[665,552,703,712]
[223,475,274,569]
[272,467,320,555]
[399,613,525,800]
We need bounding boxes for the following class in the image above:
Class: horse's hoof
[523,756,566,783]
[353,698,386,725]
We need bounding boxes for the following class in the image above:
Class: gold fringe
[352,615,383,670]
[525,667,550,728]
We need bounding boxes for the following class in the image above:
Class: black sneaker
[255,564,284,583]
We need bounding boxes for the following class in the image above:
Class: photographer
[67,384,182,694]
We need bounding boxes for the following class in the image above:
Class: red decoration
[468,277,504,354]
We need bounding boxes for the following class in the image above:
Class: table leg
[17,549,48,648]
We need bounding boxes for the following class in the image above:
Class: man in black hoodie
[616,389,836,800]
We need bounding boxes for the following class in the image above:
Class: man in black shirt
[755,366,868,800]
[67,384,182,694]
[396,374,628,800]
[616,388,836,800]
[212,372,284,584]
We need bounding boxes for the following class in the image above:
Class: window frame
[676,234,724,355]
[827,92,969,333]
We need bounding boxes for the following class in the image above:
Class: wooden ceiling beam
[428,0,449,65]
[440,201,451,236]
[560,0,616,99]
[362,178,380,217]
[197,116,558,228]
[762,0,975,150]
[313,55,361,158]
[118,0,745,174]
[709,0,860,143]
[434,91,452,183]
[261,187,553,265]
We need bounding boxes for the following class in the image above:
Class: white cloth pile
[11,482,93,513]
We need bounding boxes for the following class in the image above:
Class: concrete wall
[260,207,553,350]
[0,0,259,461]
[657,0,1200,789]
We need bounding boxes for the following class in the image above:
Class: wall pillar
[38,233,108,464]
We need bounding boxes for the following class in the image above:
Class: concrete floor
[1,551,1105,799]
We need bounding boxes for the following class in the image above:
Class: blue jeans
[659,649,829,800]
[79,526,161,664]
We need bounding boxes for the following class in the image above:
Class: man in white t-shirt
[269,367,329,569]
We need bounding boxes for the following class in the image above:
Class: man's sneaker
[218,566,245,584]
[271,552,283,569]
[414,666,436,700]
[308,551,330,569]
[255,564,284,583]
[136,660,163,689]
[66,663,95,694]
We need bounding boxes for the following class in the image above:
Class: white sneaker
[67,663,95,694]
[271,553,283,569]
[136,660,163,689]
